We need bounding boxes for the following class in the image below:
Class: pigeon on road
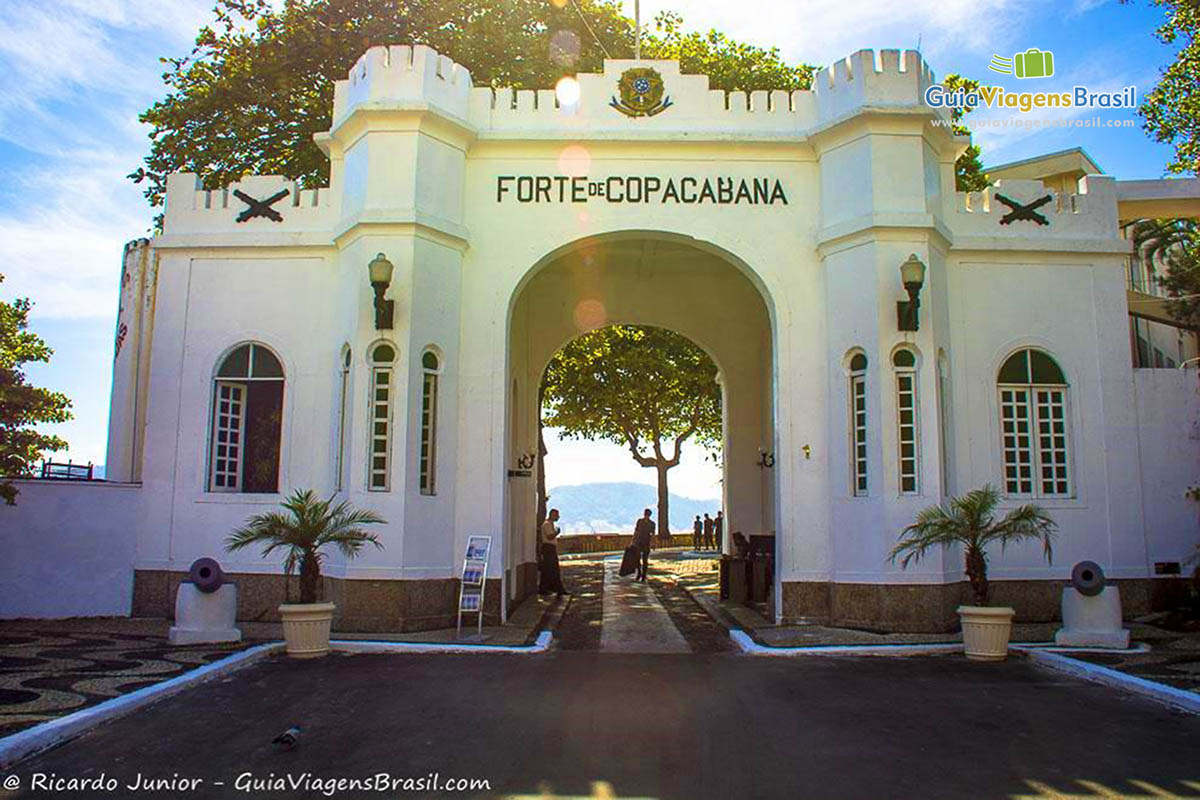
[272,725,302,749]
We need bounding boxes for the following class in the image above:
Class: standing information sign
[457,536,491,637]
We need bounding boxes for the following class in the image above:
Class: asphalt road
[4,650,1198,800]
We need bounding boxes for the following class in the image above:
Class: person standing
[632,508,655,582]
[703,513,714,550]
[692,515,703,551]
[539,508,567,596]
[714,510,724,553]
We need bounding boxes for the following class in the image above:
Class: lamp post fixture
[896,253,927,332]
[368,252,395,330]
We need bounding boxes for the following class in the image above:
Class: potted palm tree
[890,485,1056,661]
[227,489,384,658]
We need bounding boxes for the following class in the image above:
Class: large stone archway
[503,232,777,608]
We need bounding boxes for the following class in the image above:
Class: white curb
[729,631,1152,658]
[0,642,283,770]
[331,630,553,654]
[729,630,964,657]
[1024,648,1200,715]
[1012,642,1151,655]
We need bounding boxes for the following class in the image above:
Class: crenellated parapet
[325,45,948,139]
[161,173,335,237]
[947,176,1121,245]
[467,58,818,135]
[812,49,941,124]
[332,44,474,128]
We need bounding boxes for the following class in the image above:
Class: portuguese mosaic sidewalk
[0,619,259,736]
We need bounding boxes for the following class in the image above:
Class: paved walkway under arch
[555,555,734,654]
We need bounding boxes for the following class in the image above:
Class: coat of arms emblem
[610,67,672,118]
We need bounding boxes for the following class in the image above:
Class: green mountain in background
[546,482,721,534]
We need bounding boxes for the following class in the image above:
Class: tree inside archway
[541,325,721,535]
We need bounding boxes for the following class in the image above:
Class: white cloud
[0,1,214,317]
[0,145,151,319]
[0,1,212,135]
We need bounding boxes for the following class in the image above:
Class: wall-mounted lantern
[896,253,927,332]
[368,252,395,330]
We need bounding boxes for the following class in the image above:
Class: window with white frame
[998,349,1071,497]
[368,343,395,491]
[419,349,440,495]
[848,352,868,497]
[893,349,919,494]
[335,346,351,491]
[209,343,284,493]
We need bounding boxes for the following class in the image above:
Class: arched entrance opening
[503,232,777,615]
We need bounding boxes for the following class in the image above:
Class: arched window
[420,349,441,496]
[848,352,868,497]
[368,343,395,491]
[335,346,351,492]
[209,343,284,493]
[893,349,919,495]
[998,348,1070,497]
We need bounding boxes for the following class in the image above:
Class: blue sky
[0,0,1183,498]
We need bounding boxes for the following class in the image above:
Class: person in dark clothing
[692,515,703,551]
[539,508,567,596]
[702,513,714,550]
[714,510,724,553]
[631,509,655,581]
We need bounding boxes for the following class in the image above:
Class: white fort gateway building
[4,46,1199,631]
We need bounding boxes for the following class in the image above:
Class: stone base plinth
[1055,585,1130,648]
[168,583,241,645]
[1054,629,1130,648]
[135,569,512,633]
[781,578,1162,633]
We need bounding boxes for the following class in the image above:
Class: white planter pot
[957,605,1015,661]
[279,602,336,658]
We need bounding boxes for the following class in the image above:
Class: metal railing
[39,460,94,481]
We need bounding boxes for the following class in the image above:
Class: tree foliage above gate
[131,0,816,213]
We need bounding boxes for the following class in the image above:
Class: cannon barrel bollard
[187,557,225,593]
[1070,560,1105,597]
